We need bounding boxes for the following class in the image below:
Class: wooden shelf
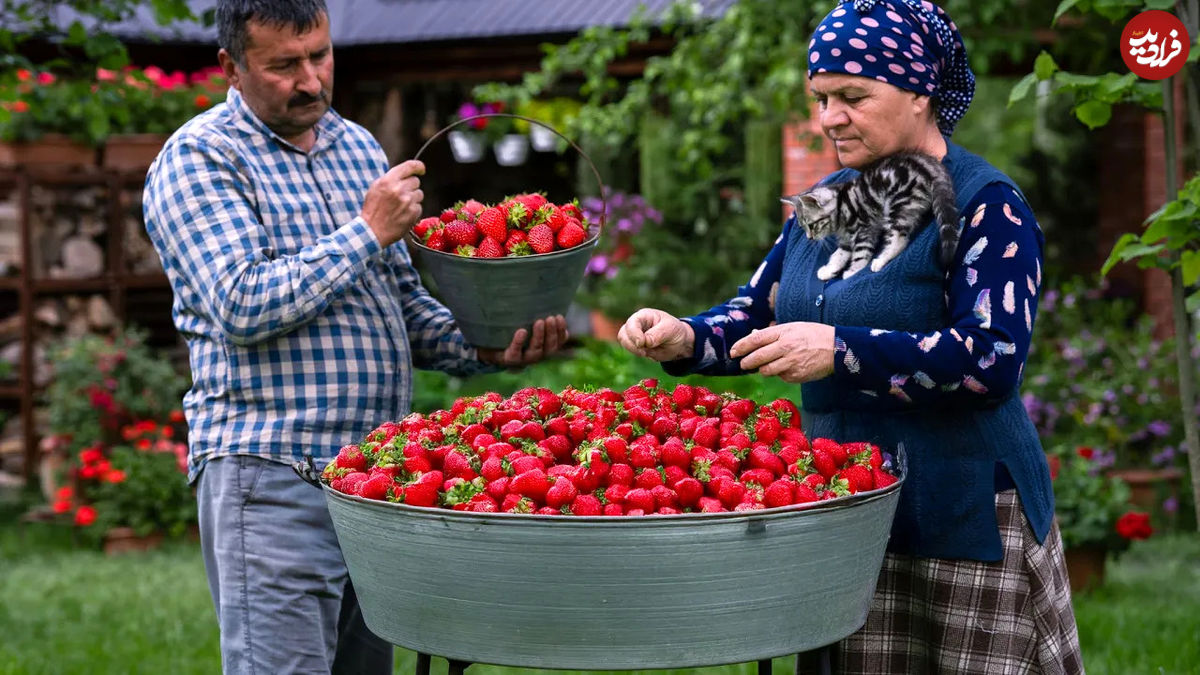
[0,384,20,399]
[0,278,21,291]
[121,273,170,289]
[32,278,112,294]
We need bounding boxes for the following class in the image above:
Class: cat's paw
[816,266,837,281]
[869,258,890,273]
[841,266,861,279]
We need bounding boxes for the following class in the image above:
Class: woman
[617,0,1083,672]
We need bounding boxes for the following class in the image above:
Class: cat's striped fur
[783,151,958,281]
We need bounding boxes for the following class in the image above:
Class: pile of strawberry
[412,193,591,258]
[322,380,900,515]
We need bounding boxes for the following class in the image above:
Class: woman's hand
[730,322,836,383]
[477,316,568,367]
[618,308,695,362]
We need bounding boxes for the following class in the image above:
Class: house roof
[63,0,736,46]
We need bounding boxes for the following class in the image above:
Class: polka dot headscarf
[808,0,976,135]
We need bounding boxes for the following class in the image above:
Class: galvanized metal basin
[325,480,902,670]
[409,235,599,350]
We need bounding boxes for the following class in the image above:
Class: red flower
[52,499,72,514]
[194,94,211,109]
[15,69,31,82]
[1076,446,1095,460]
[88,386,114,412]
[1047,455,1060,481]
[105,469,127,484]
[74,505,97,527]
[55,486,74,500]
[1115,511,1153,540]
[161,426,174,439]
[80,448,104,464]
[136,438,152,451]
[169,409,186,423]
[36,71,55,85]
[11,100,28,113]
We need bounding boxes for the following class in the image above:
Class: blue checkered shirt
[144,88,492,483]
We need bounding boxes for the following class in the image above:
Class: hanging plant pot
[529,124,559,152]
[0,135,97,169]
[493,134,530,166]
[101,134,169,171]
[447,130,485,163]
[103,526,165,556]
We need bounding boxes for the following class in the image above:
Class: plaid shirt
[144,88,491,483]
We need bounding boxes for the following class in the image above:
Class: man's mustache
[289,90,329,108]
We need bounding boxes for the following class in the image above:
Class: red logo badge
[1121,10,1190,80]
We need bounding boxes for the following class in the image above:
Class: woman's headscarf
[807,0,975,135]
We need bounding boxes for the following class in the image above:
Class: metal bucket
[324,479,903,670]
[408,113,607,350]
[409,235,599,349]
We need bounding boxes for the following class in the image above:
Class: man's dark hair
[217,0,328,66]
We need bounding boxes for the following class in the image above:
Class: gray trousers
[196,455,393,674]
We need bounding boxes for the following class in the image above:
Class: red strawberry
[813,438,848,468]
[444,220,479,247]
[671,384,696,410]
[624,488,656,512]
[845,442,884,470]
[425,229,448,251]
[626,508,647,517]
[545,207,569,232]
[739,468,775,488]
[485,476,510,501]
[650,484,679,509]
[794,482,820,503]
[603,503,625,516]
[401,482,439,507]
[754,415,782,445]
[716,478,747,510]
[504,230,532,256]
[535,506,560,515]
[502,494,534,513]
[414,216,439,240]
[602,437,629,464]
[439,208,458,224]
[630,444,660,469]
[442,451,476,480]
[607,463,635,487]
[560,201,582,220]
[694,392,724,417]
[748,447,786,477]
[474,237,505,258]
[723,398,756,421]
[634,468,664,490]
[763,479,796,508]
[692,422,721,449]
[476,207,508,242]
[801,472,826,490]
[604,483,630,505]
[545,476,579,508]
[527,224,555,254]
[511,468,550,501]
[698,496,724,513]
[480,456,510,482]
[460,199,486,217]
[455,244,476,257]
[662,464,688,487]
[336,445,367,472]
[570,494,603,516]
[555,221,587,249]
[656,506,681,515]
[810,446,839,479]
[673,477,703,507]
[649,416,679,441]
[770,398,803,428]
[873,468,899,488]
[359,473,393,501]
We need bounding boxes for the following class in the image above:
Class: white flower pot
[448,130,485,163]
[529,124,559,152]
[493,134,530,166]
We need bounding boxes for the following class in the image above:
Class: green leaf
[1035,52,1060,81]
[1053,0,1084,22]
[1075,100,1113,128]
[1056,72,1102,87]
[1102,233,1140,276]
[1009,73,1037,107]
[1187,289,1200,315]
[1182,250,1200,286]
[1144,0,1177,8]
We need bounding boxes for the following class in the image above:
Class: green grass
[2,489,1197,674]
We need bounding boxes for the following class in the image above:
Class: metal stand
[413,647,832,675]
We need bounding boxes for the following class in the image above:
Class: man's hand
[729,322,836,383]
[618,308,694,362]
[362,160,426,248]
[478,316,569,367]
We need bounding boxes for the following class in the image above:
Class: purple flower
[616,218,634,233]
[1103,389,1117,403]
[1151,446,1176,466]
[1043,290,1059,313]
[1063,293,1077,308]
[1148,420,1171,437]
[604,267,618,280]
[457,102,480,119]
[586,254,610,276]
[1164,496,1179,513]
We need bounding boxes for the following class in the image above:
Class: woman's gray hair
[217,0,328,66]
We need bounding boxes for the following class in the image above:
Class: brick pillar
[1141,77,1188,339]
[781,100,841,219]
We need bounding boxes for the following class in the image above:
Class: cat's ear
[780,195,802,213]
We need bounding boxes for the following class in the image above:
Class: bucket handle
[292,453,322,489]
[412,113,607,236]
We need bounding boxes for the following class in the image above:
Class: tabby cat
[782,151,958,281]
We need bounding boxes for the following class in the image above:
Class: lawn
[1,489,1197,675]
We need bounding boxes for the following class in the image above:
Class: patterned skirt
[800,490,1084,674]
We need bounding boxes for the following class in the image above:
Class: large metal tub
[324,477,903,670]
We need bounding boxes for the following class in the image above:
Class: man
[142,1,568,672]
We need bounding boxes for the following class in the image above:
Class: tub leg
[794,647,833,675]
[415,652,431,675]
[447,658,470,675]
[758,657,773,675]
